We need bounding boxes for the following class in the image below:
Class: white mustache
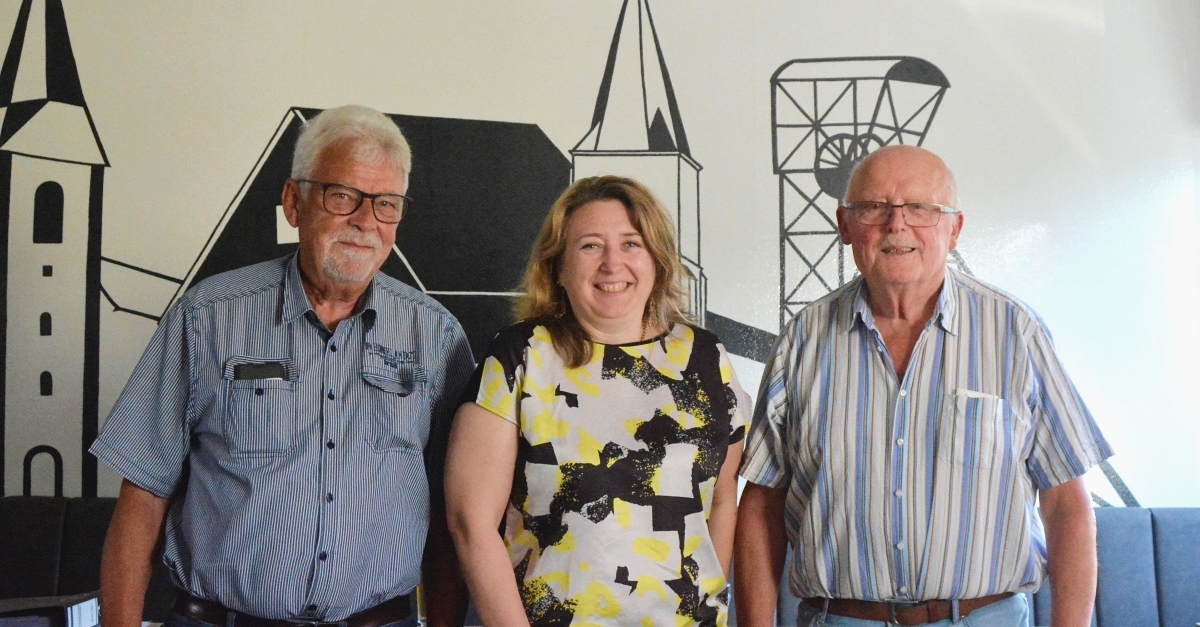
[879,238,918,250]
[331,229,381,251]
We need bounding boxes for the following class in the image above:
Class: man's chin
[321,257,382,285]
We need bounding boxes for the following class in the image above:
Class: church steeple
[0,0,105,165]
[573,0,691,158]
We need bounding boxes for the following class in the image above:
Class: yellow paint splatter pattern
[470,322,748,627]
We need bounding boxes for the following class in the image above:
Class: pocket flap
[363,368,415,396]
[223,356,296,381]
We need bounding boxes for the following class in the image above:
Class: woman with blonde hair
[445,175,747,627]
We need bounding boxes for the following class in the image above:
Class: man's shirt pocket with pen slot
[221,356,297,457]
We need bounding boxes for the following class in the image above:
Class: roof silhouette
[176,107,571,357]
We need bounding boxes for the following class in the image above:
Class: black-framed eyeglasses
[296,179,411,224]
[843,201,957,227]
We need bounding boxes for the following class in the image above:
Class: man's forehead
[848,147,954,202]
[312,145,407,189]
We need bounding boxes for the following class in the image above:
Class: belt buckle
[280,620,337,627]
[889,600,925,626]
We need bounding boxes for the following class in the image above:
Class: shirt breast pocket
[938,391,1015,469]
[364,367,427,453]
[223,378,298,457]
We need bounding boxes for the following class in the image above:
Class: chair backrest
[1150,508,1200,627]
[772,507,1200,627]
[0,496,174,621]
[0,497,69,598]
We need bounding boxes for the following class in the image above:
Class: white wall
[0,0,1192,505]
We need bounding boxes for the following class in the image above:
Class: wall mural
[0,0,1149,509]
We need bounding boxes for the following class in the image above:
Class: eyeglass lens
[322,184,407,223]
[847,202,944,227]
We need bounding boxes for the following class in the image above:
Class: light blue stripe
[740,268,1113,601]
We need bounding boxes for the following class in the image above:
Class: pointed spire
[0,0,106,165]
[574,0,691,158]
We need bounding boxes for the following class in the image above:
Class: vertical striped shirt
[739,269,1112,602]
[90,254,474,620]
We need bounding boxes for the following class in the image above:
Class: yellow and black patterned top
[466,321,748,627]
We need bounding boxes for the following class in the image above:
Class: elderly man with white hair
[735,146,1112,627]
[92,105,474,627]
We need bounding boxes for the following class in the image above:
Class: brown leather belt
[803,592,1013,626]
[172,593,411,627]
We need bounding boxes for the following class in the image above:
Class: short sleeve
[738,323,797,489]
[460,324,533,425]
[89,297,196,498]
[716,341,749,444]
[1023,318,1114,489]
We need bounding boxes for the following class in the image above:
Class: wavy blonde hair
[516,175,690,368]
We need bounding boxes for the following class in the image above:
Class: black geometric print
[516,550,577,627]
[554,385,579,408]
[467,323,743,627]
[614,565,638,593]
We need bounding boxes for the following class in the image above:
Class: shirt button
[899,586,908,594]
[326,493,334,503]
[326,440,335,449]
[896,438,905,446]
[330,344,338,353]
[895,489,904,497]
[899,390,907,397]
[318,551,327,561]
[896,542,906,550]
[254,388,263,396]
[326,391,335,400]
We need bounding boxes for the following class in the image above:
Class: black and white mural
[0,0,1193,508]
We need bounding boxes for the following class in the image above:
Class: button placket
[891,376,912,598]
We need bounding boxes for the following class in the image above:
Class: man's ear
[836,206,852,245]
[948,211,964,250]
[282,179,302,228]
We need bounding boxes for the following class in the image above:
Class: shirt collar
[849,267,959,336]
[280,253,379,328]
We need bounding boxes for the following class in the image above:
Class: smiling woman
[514,176,690,367]
[444,176,750,627]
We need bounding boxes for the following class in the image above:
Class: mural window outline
[33,181,65,244]
[40,371,53,396]
[40,312,51,336]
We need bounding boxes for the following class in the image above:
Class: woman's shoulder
[483,319,556,362]
[672,321,724,349]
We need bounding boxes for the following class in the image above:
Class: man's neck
[864,276,945,379]
[864,276,943,327]
[298,264,371,332]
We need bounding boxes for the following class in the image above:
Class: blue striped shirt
[90,254,474,620]
[739,269,1112,602]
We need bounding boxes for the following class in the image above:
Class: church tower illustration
[572,0,706,325]
[0,0,107,497]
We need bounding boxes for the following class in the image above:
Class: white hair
[291,105,412,181]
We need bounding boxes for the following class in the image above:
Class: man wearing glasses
[91,106,473,627]
[735,146,1111,627]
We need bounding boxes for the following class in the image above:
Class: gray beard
[320,248,377,284]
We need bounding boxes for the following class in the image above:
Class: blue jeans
[794,594,1029,627]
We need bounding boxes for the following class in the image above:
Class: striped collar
[280,253,378,327]
[848,268,960,336]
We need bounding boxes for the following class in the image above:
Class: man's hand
[100,479,170,627]
[734,482,788,627]
[1039,476,1097,627]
